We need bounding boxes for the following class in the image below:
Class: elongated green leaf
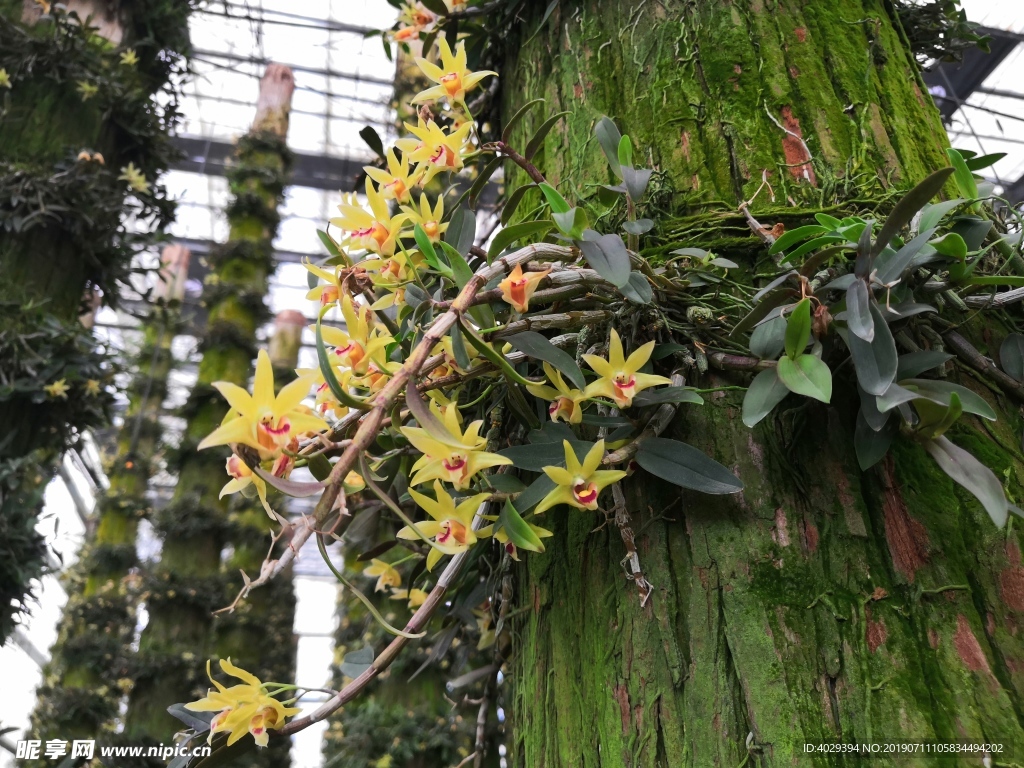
[632,386,703,407]
[846,302,897,396]
[914,391,963,439]
[623,218,654,235]
[414,223,452,277]
[768,225,829,255]
[317,229,345,260]
[358,126,385,158]
[468,154,503,211]
[552,207,588,238]
[167,704,215,733]
[525,111,571,160]
[874,226,938,285]
[923,436,1007,527]
[967,275,1024,287]
[498,439,595,471]
[445,206,476,257]
[306,453,333,482]
[919,199,965,232]
[497,500,545,552]
[946,148,978,200]
[595,116,623,178]
[815,213,843,229]
[635,438,743,494]
[538,182,571,214]
[779,234,846,265]
[777,354,832,403]
[931,232,967,259]
[502,98,545,144]
[487,220,553,261]
[515,473,557,512]
[460,320,537,387]
[577,233,631,288]
[1000,333,1024,382]
[846,279,874,341]
[504,331,586,389]
[896,351,952,380]
[784,297,812,359]
[899,379,996,421]
[620,271,653,304]
[731,285,795,340]
[617,135,633,168]
[873,167,955,256]
[749,315,786,359]
[965,152,1006,171]
[855,411,896,470]
[501,183,536,225]
[437,241,474,288]
[742,368,789,427]
[316,319,369,410]
[486,474,527,493]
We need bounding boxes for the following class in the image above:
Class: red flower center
[573,481,599,507]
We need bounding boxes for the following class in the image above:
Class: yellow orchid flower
[119,49,138,67]
[118,162,150,194]
[498,263,551,313]
[0,69,12,89]
[412,39,497,107]
[363,558,402,592]
[329,181,408,257]
[401,405,512,489]
[582,329,671,408]
[303,260,343,307]
[444,0,467,10]
[351,354,402,394]
[395,119,473,186]
[317,294,394,376]
[185,659,301,748]
[364,149,421,205]
[527,363,587,424]
[398,480,491,570]
[390,587,429,609]
[535,440,626,514]
[44,379,70,399]
[401,192,448,243]
[398,1,436,29]
[198,349,326,458]
[295,365,351,418]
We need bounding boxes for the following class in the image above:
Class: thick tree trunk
[502,2,1024,765]
[124,66,296,764]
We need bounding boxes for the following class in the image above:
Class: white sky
[2,0,1023,766]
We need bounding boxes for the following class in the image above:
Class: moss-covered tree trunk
[124,65,296,763]
[503,2,1024,765]
[27,245,189,758]
[0,0,187,642]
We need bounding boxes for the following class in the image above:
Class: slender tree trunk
[124,66,296,762]
[27,246,189,758]
[501,2,1024,765]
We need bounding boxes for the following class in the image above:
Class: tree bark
[124,66,296,765]
[502,2,1024,765]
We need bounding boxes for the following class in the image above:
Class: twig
[943,330,1024,405]
[707,352,776,372]
[612,483,653,606]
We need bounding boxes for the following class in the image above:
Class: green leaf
[617,135,633,168]
[623,218,654,235]
[595,116,623,178]
[815,213,843,229]
[552,207,589,238]
[620,166,653,201]
[525,111,571,160]
[846,302,897,396]
[873,226,938,285]
[459,320,537,387]
[632,386,703,407]
[873,167,955,256]
[502,98,545,144]
[966,275,1024,287]
[749,315,786,359]
[855,411,896,470]
[450,321,471,371]
[965,152,1006,171]
[784,297,812,359]
[619,271,653,304]
[498,439,595,471]
[487,220,553,261]
[497,500,545,552]
[742,367,789,427]
[504,331,586,389]
[437,241,474,289]
[768,224,829,255]
[167,703,215,733]
[515,473,557,512]
[523,0,559,45]
[414,224,452,277]
[779,234,846,265]
[340,645,375,678]
[918,199,965,232]
[930,232,967,259]
[445,206,476,257]
[923,436,1007,527]
[896,351,953,380]
[501,184,536,225]
[846,279,873,342]
[946,148,978,200]
[914,391,963,439]
[317,229,344,260]
[731,286,795,340]
[577,232,631,288]
[468,154,503,211]
[306,453,333,482]
[898,379,997,421]
[635,438,743,494]
[486,474,527,493]
[1000,333,1024,382]
[358,126,385,158]
[777,354,832,403]
[538,182,571,214]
